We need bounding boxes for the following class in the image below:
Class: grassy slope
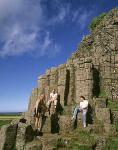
[0,116,21,120]
[0,113,21,127]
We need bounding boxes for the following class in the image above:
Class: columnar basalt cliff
[27,8,118,121]
[0,8,118,150]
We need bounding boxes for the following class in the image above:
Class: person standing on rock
[47,89,58,114]
[71,96,88,128]
[34,94,47,132]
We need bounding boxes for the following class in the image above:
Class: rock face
[95,107,111,124]
[27,8,118,122]
[0,124,17,150]
[0,122,34,150]
[16,123,34,150]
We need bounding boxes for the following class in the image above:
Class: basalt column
[57,64,67,106]
[100,53,118,101]
[75,59,93,103]
[27,88,39,122]
[67,64,75,105]
[49,68,58,92]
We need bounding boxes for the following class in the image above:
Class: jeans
[82,110,87,127]
[72,107,81,119]
[72,107,87,127]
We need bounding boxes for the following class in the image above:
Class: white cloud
[0,25,37,57]
[72,7,96,29]
[34,32,61,57]
[48,4,70,25]
[0,0,61,58]
[40,32,52,56]
[0,0,96,58]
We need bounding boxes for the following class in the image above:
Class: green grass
[0,114,21,127]
[116,124,118,132]
[89,13,106,31]
[99,90,107,97]
[107,100,118,111]
[0,115,21,120]
[105,138,118,150]
[68,144,92,150]
[0,120,12,127]
[75,131,96,145]
[54,131,96,150]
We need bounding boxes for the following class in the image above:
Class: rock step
[25,138,93,150]
[34,113,104,133]
[33,131,96,150]
[41,114,85,133]
[24,139,42,150]
[62,105,74,115]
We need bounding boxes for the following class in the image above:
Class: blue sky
[0,0,117,112]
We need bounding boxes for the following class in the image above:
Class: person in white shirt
[72,96,88,128]
[47,89,58,113]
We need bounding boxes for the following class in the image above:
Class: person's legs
[54,99,57,108]
[82,111,87,127]
[47,99,52,107]
[35,117,38,129]
[72,107,80,120]
[47,100,52,115]
[38,116,42,131]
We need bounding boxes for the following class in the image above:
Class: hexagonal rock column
[66,63,76,105]
[95,107,111,124]
[27,88,39,123]
[75,60,93,103]
[59,115,72,134]
[94,98,107,108]
[16,122,34,150]
[104,124,116,136]
[111,110,118,125]
[0,124,17,150]
[57,64,67,106]
[24,140,42,150]
[49,67,58,91]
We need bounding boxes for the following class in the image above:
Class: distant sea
[0,112,22,116]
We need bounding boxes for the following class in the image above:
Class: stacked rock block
[27,59,94,122]
[57,64,67,106]
[0,124,17,150]
[16,123,34,150]
[37,65,67,106]
[75,59,93,102]
[94,97,117,136]
[0,122,35,150]
[66,64,75,104]
[27,88,39,122]
[99,49,118,101]
[68,8,118,101]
